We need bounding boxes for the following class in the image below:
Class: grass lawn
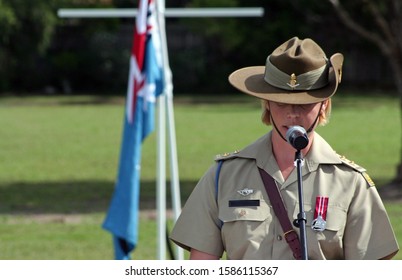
[0,92,401,260]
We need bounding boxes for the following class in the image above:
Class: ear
[321,100,329,112]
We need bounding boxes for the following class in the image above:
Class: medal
[311,196,329,232]
[311,215,326,232]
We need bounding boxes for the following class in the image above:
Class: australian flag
[102,0,164,260]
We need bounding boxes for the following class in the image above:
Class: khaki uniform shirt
[170,132,399,259]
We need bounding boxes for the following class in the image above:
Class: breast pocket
[218,198,273,253]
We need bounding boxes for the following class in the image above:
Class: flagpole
[155,0,183,261]
[156,0,184,261]
[155,0,167,260]
[156,94,167,260]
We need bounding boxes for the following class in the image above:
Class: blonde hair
[261,99,332,126]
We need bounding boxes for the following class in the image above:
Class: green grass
[0,92,400,260]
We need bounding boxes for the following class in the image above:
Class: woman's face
[267,100,327,138]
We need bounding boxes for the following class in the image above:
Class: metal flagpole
[156,81,167,259]
[156,0,184,260]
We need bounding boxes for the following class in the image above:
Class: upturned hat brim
[229,53,344,105]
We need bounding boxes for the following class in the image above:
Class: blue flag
[102,0,164,260]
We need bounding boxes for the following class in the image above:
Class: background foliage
[0,0,397,95]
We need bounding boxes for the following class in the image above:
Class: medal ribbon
[314,196,329,220]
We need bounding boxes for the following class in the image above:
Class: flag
[102,0,164,260]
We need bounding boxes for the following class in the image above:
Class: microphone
[286,126,309,150]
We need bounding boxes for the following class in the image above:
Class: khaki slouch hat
[229,37,344,104]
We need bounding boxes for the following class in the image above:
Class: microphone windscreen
[286,126,309,150]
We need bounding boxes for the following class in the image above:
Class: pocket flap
[219,199,271,222]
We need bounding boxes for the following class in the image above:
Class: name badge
[228,200,260,207]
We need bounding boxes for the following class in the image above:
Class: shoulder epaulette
[338,154,375,187]
[214,150,240,161]
[338,154,366,173]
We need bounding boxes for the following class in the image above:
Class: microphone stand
[293,149,308,260]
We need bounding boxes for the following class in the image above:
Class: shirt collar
[236,130,342,178]
[304,132,342,171]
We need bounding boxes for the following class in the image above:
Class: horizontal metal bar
[57,7,264,18]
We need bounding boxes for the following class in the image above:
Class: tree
[0,0,60,91]
[328,0,402,185]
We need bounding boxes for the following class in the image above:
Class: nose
[287,105,301,119]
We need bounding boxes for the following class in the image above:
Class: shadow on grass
[377,179,402,202]
[0,180,197,215]
[0,177,398,215]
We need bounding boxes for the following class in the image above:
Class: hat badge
[287,73,300,90]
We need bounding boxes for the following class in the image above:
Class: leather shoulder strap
[258,167,302,260]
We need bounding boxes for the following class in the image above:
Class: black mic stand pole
[294,149,308,260]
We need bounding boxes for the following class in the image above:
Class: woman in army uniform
[169,37,399,260]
